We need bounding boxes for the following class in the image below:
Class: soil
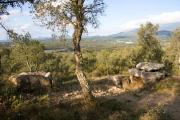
[49,76,180,120]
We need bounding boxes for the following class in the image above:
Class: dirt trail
[49,76,180,120]
[104,76,180,120]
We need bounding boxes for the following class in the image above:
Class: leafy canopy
[33,0,105,34]
[136,22,163,62]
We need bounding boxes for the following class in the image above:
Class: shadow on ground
[0,76,180,120]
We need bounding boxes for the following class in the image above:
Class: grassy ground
[0,76,180,120]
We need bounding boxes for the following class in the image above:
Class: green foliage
[82,50,97,76]
[39,53,76,87]
[83,48,135,77]
[0,46,11,74]
[166,28,180,75]
[10,33,45,72]
[136,22,164,62]
[1,26,180,120]
[94,50,111,76]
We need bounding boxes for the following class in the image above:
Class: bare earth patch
[49,76,180,120]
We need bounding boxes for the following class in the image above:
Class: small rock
[64,93,69,97]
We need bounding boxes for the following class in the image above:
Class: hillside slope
[1,76,179,120]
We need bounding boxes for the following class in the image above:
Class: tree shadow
[96,76,180,120]
[1,76,180,120]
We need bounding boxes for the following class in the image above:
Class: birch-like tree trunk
[73,23,94,102]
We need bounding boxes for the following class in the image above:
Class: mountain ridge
[0,22,179,43]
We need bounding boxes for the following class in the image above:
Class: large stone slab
[136,62,165,72]
[141,71,165,83]
[9,72,52,92]
[128,68,165,83]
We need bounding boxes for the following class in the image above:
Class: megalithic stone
[136,62,165,72]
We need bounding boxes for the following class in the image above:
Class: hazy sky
[0,0,180,40]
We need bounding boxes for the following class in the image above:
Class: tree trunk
[0,55,1,74]
[75,53,94,101]
[73,25,94,102]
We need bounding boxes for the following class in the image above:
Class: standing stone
[109,75,129,88]
[128,68,141,83]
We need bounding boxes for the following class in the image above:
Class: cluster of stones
[128,62,166,84]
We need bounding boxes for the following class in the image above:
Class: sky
[0,0,180,40]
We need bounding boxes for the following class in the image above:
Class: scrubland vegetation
[0,0,180,120]
[0,22,180,119]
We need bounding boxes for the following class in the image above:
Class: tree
[137,22,163,62]
[169,29,180,63]
[0,0,35,41]
[33,0,105,101]
[166,28,180,74]
[0,0,34,15]
[10,33,45,72]
[95,50,109,76]
[0,45,11,74]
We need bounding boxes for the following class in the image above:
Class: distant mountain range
[83,22,180,43]
[83,29,172,43]
[1,22,180,44]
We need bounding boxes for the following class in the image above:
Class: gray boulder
[136,62,165,72]
[9,72,53,92]
[128,68,166,83]
[141,71,165,83]
[109,75,129,88]
[128,68,141,83]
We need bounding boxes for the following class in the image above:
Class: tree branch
[0,0,17,4]
[0,22,9,33]
[0,0,34,4]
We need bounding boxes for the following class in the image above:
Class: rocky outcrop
[128,68,141,83]
[136,62,165,72]
[141,71,165,83]
[109,75,129,89]
[9,72,52,92]
[129,62,166,84]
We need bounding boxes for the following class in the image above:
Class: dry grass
[1,76,180,120]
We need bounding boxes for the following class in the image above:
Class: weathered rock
[109,75,129,88]
[110,75,121,86]
[128,68,141,77]
[128,68,141,82]
[136,62,165,72]
[128,68,165,83]
[9,72,52,92]
[141,71,165,83]
[19,72,51,77]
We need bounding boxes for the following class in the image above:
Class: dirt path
[49,76,180,120]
